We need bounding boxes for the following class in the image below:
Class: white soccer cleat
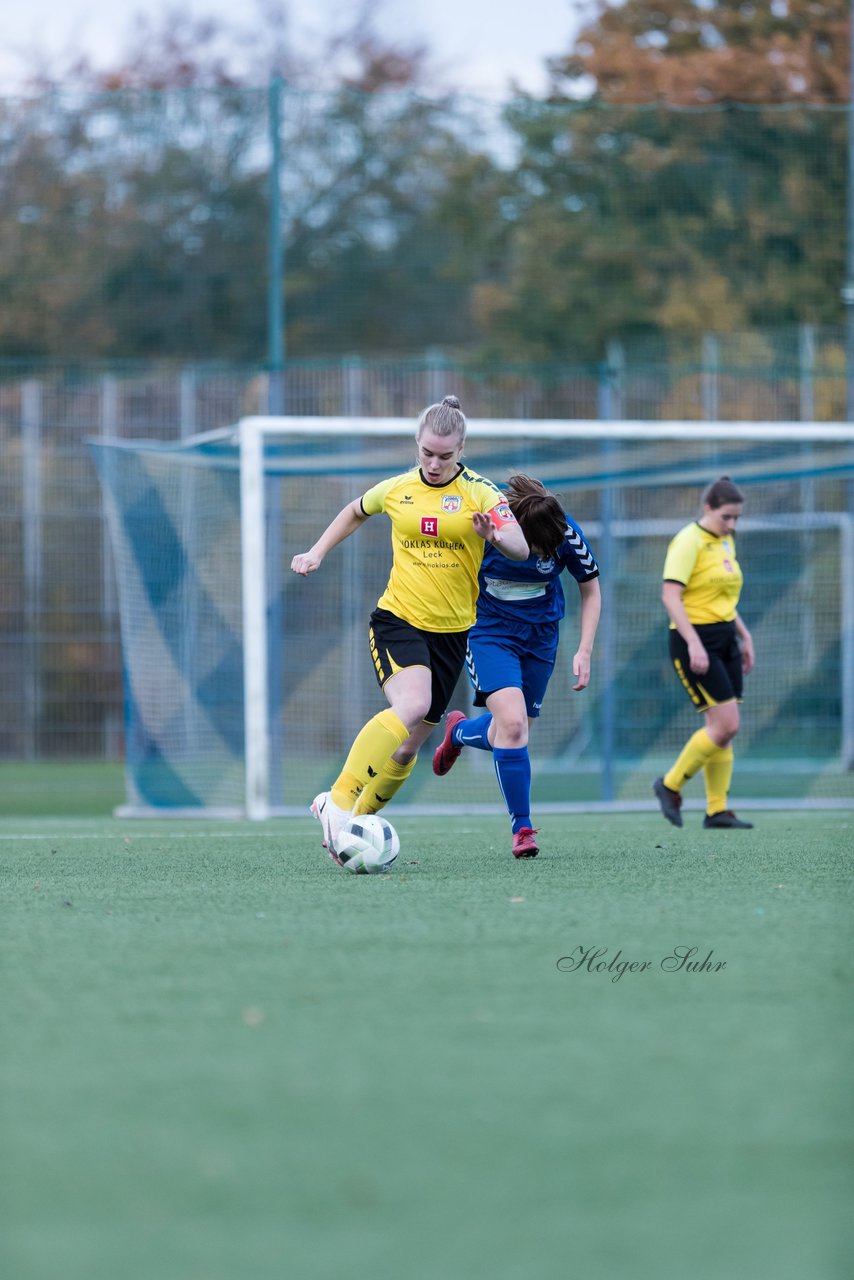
[310,791,351,865]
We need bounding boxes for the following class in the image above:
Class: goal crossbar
[242,417,854,442]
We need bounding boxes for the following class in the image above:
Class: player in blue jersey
[432,474,601,858]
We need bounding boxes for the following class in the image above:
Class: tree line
[0,0,848,366]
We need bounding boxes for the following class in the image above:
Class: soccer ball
[335,814,400,875]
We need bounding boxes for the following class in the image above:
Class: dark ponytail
[702,475,743,509]
[505,474,568,557]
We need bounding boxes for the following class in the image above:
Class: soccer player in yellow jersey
[653,475,755,830]
[290,395,529,862]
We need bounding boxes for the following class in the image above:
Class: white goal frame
[239,416,854,820]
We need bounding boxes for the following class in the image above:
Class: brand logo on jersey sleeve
[421,516,439,537]
[565,527,597,572]
[441,495,461,513]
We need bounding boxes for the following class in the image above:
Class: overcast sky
[1,0,586,95]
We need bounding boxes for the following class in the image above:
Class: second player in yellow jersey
[653,475,755,832]
[662,520,743,625]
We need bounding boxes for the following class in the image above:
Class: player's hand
[688,640,709,675]
[572,650,591,692]
[740,633,755,675]
[291,551,322,575]
[472,511,497,543]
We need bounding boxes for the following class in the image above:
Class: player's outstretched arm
[472,510,529,561]
[291,500,368,575]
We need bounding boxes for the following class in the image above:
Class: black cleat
[653,776,683,828]
[703,810,754,829]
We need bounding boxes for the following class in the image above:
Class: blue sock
[452,713,493,751]
[492,746,532,832]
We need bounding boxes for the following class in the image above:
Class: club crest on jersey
[441,495,461,513]
[723,558,734,572]
[421,516,439,537]
[494,502,513,522]
[536,556,555,574]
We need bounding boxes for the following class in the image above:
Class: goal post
[92,417,854,819]
[240,419,271,820]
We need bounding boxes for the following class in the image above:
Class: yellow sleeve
[478,480,505,512]
[663,525,699,586]
[460,469,511,517]
[361,474,400,516]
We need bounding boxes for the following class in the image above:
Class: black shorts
[368,608,468,725]
[669,620,743,711]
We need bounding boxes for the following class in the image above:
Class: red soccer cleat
[512,827,540,859]
[432,710,467,776]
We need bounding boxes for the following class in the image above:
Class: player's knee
[404,709,431,734]
[709,707,739,745]
[724,705,741,737]
[499,712,528,746]
[384,691,430,732]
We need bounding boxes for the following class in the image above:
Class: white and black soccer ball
[335,814,400,874]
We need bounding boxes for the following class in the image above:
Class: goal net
[91,418,854,817]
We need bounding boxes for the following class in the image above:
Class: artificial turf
[1,811,852,1280]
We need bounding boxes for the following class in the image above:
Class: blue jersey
[476,514,599,626]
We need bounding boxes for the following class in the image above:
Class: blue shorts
[465,616,560,718]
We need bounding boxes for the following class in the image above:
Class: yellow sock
[664,727,719,792]
[353,755,417,815]
[331,709,410,809]
[704,746,734,816]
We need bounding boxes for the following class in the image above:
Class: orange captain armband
[487,500,517,528]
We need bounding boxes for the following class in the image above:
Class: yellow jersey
[361,465,517,632]
[663,521,743,625]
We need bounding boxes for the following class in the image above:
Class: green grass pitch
[1,809,852,1280]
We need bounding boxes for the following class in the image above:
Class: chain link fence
[0,342,851,760]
